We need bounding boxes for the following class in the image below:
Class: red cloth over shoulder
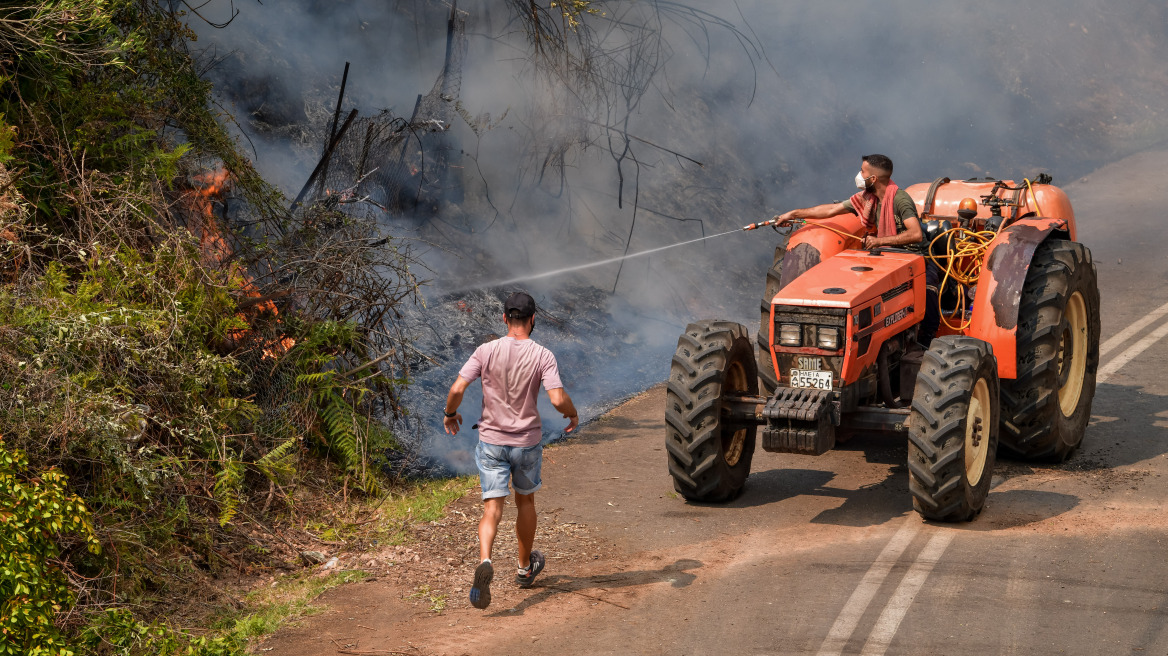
[849,181,899,238]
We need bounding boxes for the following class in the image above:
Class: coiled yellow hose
[927,227,997,331]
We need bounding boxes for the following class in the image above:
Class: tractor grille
[772,305,848,326]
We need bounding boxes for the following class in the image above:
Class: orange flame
[186,167,295,358]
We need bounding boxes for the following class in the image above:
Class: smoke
[186,0,1168,474]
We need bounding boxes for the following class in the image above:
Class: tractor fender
[967,217,1070,379]
[778,213,865,290]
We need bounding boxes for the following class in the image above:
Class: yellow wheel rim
[1058,291,1088,417]
[965,377,991,486]
[722,360,748,467]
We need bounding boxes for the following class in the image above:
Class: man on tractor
[669,162,1099,520]
[773,154,941,348]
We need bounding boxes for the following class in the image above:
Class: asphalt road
[263,150,1168,655]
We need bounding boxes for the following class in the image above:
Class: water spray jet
[444,226,766,293]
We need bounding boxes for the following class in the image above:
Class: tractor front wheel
[908,336,1000,522]
[666,320,758,502]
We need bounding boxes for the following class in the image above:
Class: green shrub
[78,609,242,656]
[0,439,100,656]
[0,0,417,649]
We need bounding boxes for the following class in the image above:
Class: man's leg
[514,492,536,568]
[510,444,545,587]
[471,501,503,609]
[470,442,511,609]
[921,260,942,348]
[479,497,505,562]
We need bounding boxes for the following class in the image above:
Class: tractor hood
[771,249,923,308]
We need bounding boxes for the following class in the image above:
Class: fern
[90,495,142,512]
[287,321,392,495]
[254,436,299,484]
[296,369,381,495]
[213,456,245,527]
[319,387,379,494]
[219,396,261,430]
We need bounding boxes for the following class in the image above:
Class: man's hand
[444,377,471,436]
[443,412,462,435]
[773,210,797,227]
[862,234,882,249]
[548,387,578,434]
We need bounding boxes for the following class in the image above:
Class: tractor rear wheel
[666,320,758,502]
[1000,240,1100,462]
[757,246,784,395]
[908,336,999,522]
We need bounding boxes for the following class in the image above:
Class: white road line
[816,518,920,656]
[1097,319,1168,384]
[815,303,1168,656]
[858,532,955,656]
[1100,299,1168,356]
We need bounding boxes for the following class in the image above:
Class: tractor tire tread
[908,335,1000,522]
[999,240,1099,462]
[665,320,758,503]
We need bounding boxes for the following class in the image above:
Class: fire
[194,167,230,195]
[186,166,294,358]
[187,167,233,268]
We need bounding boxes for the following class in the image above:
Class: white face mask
[855,171,868,190]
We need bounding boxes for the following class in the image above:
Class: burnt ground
[256,149,1168,655]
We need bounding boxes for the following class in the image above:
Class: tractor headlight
[816,326,841,350]
[778,323,801,347]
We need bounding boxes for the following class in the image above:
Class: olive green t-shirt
[842,189,923,252]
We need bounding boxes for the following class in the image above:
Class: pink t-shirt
[458,336,563,447]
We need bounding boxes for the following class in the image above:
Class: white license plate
[789,369,833,390]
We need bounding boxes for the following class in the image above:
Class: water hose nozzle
[743,219,778,231]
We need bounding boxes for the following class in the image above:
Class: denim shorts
[475,441,543,499]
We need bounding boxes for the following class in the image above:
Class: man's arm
[773,202,851,227]
[443,376,472,435]
[547,387,579,433]
[862,215,923,249]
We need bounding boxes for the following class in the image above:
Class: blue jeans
[922,260,942,346]
[475,442,543,500]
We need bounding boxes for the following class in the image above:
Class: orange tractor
[665,175,1099,521]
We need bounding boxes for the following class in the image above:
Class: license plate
[789,369,833,390]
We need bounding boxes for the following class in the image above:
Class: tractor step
[761,388,835,455]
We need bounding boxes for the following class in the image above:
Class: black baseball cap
[504,292,536,319]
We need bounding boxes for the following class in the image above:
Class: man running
[443,291,579,609]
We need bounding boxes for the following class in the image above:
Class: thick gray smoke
[187,0,1168,474]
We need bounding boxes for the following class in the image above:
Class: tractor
[665,175,1100,521]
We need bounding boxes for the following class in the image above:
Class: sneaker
[469,560,493,609]
[516,550,545,588]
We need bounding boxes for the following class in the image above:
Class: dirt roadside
[258,386,710,656]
